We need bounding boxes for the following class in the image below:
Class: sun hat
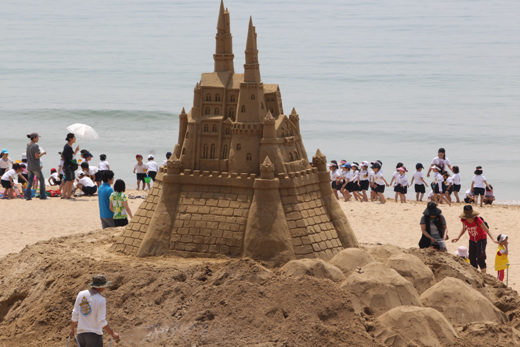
[455,246,469,257]
[423,202,442,217]
[397,167,406,172]
[371,162,381,169]
[361,161,370,167]
[431,165,440,170]
[148,155,154,159]
[351,162,359,168]
[459,205,479,219]
[327,163,337,168]
[339,160,347,165]
[497,234,508,243]
[88,274,113,289]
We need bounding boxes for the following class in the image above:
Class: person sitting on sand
[1,163,27,199]
[463,188,475,204]
[483,185,495,205]
[419,202,448,252]
[73,172,98,196]
[47,168,61,186]
[70,274,120,346]
[452,205,498,274]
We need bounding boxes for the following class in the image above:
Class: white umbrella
[66,123,99,140]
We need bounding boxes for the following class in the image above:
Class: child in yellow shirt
[495,234,509,282]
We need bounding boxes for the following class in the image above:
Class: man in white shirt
[70,275,119,346]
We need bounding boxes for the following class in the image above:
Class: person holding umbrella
[24,132,48,200]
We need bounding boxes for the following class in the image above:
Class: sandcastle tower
[110,1,358,264]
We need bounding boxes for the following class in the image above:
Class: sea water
[1,0,519,202]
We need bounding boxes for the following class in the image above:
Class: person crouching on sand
[452,205,498,274]
[419,202,448,252]
[1,163,27,199]
[70,274,120,346]
[495,234,509,282]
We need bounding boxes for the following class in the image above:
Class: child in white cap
[495,234,509,282]
[455,246,470,264]
[358,161,370,202]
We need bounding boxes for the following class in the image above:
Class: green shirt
[109,192,128,220]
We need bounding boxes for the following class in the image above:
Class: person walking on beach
[410,163,427,201]
[419,202,448,251]
[452,205,498,274]
[370,162,388,204]
[62,133,80,199]
[427,147,452,177]
[24,132,48,200]
[471,166,491,207]
[70,274,120,347]
[99,170,115,229]
[133,154,147,191]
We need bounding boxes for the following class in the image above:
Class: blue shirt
[98,183,114,219]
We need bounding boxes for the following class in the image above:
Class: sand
[2,196,518,290]
[1,193,520,346]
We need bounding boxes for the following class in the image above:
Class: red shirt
[461,217,487,242]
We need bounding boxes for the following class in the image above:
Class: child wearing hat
[358,161,370,202]
[471,166,491,207]
[146,155,159,189]
[0,149,14,176]
[339,163,353,202]
[328,162,341,199]
[350,162,363,202]
[410,163,427,201]
[455,246,470,264]
[451,166,461,203]
[495,234,509,282]
[430,165,444,204]
[133,154,147,190]
[389,162,404,203]
[370,162,389,204]
[419,202,448,251]
[396,166,408,203]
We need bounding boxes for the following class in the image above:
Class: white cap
[21,153,27,160]
[148,154,154,159]
[361,161,370,167]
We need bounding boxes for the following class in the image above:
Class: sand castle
[110,1,358,263]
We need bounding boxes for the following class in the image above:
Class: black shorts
[397,185,407,194]
[360,180,369,191]
[432,183,440,194]
[415,184,426,194]
[393,185,400,192]
[136,173,146,182]
[64,166,75,182]
[473,187,485,196]
[94,171,102,182]
[82,185,98,195]
[114,218,129,227]
[1,180,12,189]
[453,184,461,192]
[464,197,473,203]
[345,182,356,192]
[22,173,29,182]
[375,184,385,193]
[332,180,344,190]
[148,171,157,181]
[448,186,454,194]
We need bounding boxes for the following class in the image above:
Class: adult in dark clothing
[419,202,448,251]
[62,133,80,199]
[24,132,48,200]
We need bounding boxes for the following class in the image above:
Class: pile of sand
[1,230,520,346]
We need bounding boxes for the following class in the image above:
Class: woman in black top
[62,133,79,199]
[419,202,449,251]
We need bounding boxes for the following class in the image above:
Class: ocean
[1,0,519,202]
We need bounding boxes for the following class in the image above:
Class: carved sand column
[137,158,183,256]
[313,149,359,248]
[243,157,295,265]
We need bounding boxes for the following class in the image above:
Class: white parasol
[66,123,99,140]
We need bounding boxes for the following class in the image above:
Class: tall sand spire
[214,0,234,72]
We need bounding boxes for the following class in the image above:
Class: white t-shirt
[352,170,359,182]
[58,159,65,175]
[398,173,408,186]
[89,166,99,176]
[330,169,340,181]
[50,172,60,181]
[146,161,159,172]
[465,189,474,198]
[98,160,110,171]
[452,173,461,185]
[78,177,96,187]
[446,177,453,186]
[359,169,369,181]
[472,175,487,188]
[374,171,385,185]
[413,171,425,186]
[0,157,13,169]
[1,168,17,181]
[162,159,168,166]
[428,190,434,199]
[134,163,147,174]
[392,171,400,185]
[431,156,451,172]
[369,170,375,183]
[340,170,353,182]
[71,289,108,335]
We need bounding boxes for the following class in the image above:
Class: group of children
[133,151,171,190]
[328,158,495,207]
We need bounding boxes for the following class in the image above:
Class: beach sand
[1,192,518,290]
